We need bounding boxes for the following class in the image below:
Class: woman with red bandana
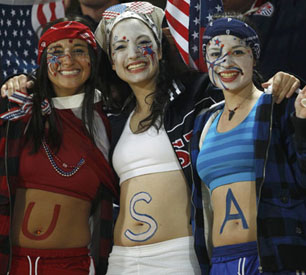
[0,18,118,275]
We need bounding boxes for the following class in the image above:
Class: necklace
[42,139,85,177]
[225,90,255,121]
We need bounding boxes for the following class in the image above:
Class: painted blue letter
[125,192,158,242]
[220,188,248,234]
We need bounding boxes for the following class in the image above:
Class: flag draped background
[165,0,223,72]
[0,0,65,83]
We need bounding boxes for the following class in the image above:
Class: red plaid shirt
[0,98,118,275]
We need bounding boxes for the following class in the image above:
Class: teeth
[60,70,79,75]
[128,63,146,70]
[219,72,238,78]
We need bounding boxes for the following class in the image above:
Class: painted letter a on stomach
[220,188,248,234]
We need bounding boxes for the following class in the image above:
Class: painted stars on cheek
[47,54,62,77]
[138,45,156,63]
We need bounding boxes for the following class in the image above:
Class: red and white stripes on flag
[165,0,224,72]
[165,0,190,67]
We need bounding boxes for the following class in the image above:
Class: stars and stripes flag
[0,0,65,83]
[165,0,223,72]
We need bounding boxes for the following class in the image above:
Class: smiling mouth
[59,69,80,76]
[218,70,241,82]
[127,62,147,71]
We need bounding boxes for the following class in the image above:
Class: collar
[52,89,102,109]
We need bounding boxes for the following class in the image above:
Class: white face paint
[110,18,161,89]
[205,34,254,91]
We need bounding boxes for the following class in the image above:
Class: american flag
[165,0,223,72]
[0,0,65,83]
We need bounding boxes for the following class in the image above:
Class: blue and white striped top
[196,101,258,192]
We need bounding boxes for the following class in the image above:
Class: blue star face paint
[124,192,158,242]
[205,35,254,92]
[138,45,156,63]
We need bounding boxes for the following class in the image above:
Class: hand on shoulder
[1,74,33,98]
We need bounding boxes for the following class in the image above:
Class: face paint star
[214,38,221,46]
[139,45,155,60]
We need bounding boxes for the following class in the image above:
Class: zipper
[4,120,13,274]
[189,139,198,234]
[256,98,274,273]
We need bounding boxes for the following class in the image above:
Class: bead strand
[42,140,85,177]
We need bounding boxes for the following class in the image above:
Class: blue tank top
[196,102,258,192]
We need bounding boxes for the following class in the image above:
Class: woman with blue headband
[190,16,306,274]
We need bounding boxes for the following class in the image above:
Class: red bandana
[37,21,97,64]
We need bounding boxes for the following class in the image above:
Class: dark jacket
[108,73,223,274]
[190,93,306,272]
[250,0,306,81]
[0,97,118,275]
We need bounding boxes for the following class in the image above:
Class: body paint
[205,36,252,91]
[220,188,248,234]
[124,192,158,242]
[139,45,156,63]
[206,51,229,90]
[22,202,61,240]
[47,54,61,77]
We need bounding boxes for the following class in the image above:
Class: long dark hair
[26,16,100,152]
[104,29,192,133]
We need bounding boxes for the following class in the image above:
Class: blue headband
[202,17,260,60]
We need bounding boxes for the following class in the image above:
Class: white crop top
[112,111,182,185]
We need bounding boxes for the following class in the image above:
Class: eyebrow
[113,34,151,44]
[208,45,246,51]
[48,43,87,50]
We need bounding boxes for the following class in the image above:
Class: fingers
[0,75,30,98]
[285,75,300,97]
[295,87,306,118]
[274,76,296,104]
[261,76,273,90]
[26,80,34,89]
[0,83,8,98]
[300,86,306,107]
[269,72,300,104]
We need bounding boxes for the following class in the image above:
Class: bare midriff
[212,181,257,247]
[12,188,91,249]
[114,170,192,246]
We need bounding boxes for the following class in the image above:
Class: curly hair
[104,29,192,133]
